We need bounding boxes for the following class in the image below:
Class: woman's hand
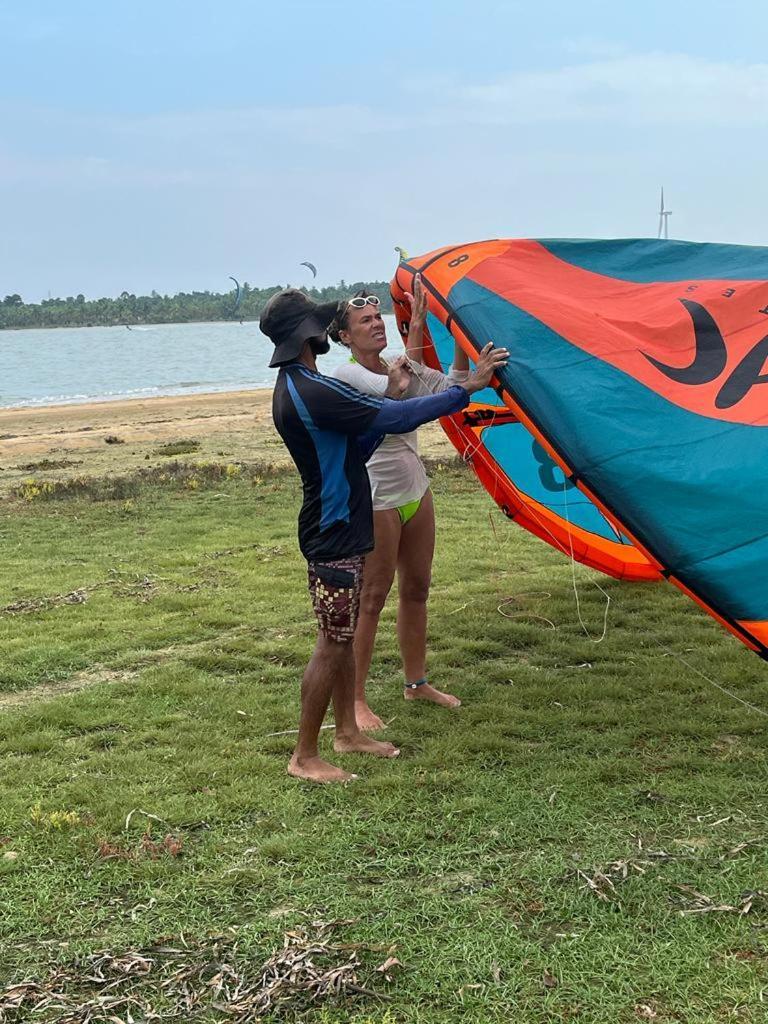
[385,355,413,398]
[404,275,428,363]
[463,343,509,395]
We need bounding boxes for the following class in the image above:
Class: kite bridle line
[459,409,497,465]
[546,485,768,713]
[492,466,768,717]
[487,466,612,642]
[653,645,768,720]
[560,476,611,644]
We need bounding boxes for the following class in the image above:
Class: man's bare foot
[334,732,400,758]
[404,683,461,709]
[288,754,358,784]
[355,700,385,732]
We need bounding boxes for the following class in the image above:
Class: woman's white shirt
[331,359,468,511]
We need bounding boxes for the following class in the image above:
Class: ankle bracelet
[405,677,428,690]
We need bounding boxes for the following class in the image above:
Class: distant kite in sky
[228,276,242,317]
[394,246,410,261]
[300,261,318,279]
[393,237,768,659]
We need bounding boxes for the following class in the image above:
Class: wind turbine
[657,187,672,240]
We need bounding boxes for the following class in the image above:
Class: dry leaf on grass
[673,885,768,916]
[375,957,403,982]
[0,920,393,1022]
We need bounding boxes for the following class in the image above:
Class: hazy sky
[3,0,768,301]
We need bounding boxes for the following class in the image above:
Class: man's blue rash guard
[272,363,470,562]
[358,386,470,461]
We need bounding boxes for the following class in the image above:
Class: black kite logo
[642,299,768,410]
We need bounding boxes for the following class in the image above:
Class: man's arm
[370,386,469,433]
[357,386,470,459]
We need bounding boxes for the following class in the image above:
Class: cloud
[3,50,767,210]
[434,53,768,125]
[0,98,412,189]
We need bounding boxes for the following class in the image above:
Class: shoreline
[0,318,263,333]
[0,386,453,493]
[0,388,280,492]
[0,385,273,429]
[0,382,274,414]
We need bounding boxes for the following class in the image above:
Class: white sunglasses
[346,295,381,310]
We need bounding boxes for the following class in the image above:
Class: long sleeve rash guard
[272,363,470,561]
[358,385,470,461]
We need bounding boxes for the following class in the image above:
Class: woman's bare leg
[353,508,401,730]
[396,490,460,709]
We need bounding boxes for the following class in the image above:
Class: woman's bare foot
[334,732,400,758]
[355,700,385,732]
[288,754,358,784]
[404,683,461,709]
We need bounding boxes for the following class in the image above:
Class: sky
[2,0,768,302]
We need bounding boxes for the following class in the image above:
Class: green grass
[0,463,767,1022]
[154,438,202,457]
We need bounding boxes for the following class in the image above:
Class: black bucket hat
[260,289,338,368]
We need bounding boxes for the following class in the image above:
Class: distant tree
[0,280,393,330]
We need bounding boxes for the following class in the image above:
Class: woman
[330,279,507,730]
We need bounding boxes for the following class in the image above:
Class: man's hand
[385,356,413,398]
[464,343,509,395]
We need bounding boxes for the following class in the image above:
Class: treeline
[0,281,394,330]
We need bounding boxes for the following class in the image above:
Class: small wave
[0,380,276,410]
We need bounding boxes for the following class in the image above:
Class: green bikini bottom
[397,497,422,526]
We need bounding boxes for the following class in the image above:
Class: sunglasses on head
[346,295,381,310]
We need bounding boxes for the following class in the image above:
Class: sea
[0,316,405,409]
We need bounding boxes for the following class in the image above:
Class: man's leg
[353,509,401,730]
[288,635,358,783]
[290,556,398,783]
[397,491,460,709]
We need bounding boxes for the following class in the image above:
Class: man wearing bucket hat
[261,288,508,783]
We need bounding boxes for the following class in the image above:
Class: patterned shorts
[307,556,364,642]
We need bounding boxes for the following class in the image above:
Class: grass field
[1,458,767,1022]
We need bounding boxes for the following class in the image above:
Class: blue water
[0,316,404,409]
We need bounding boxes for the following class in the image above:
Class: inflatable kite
[392,239,768,659]
[228,276,242,317]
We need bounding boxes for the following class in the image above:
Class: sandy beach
[0,388,453,493]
